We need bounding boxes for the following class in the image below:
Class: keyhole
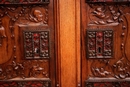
[98,47,101,53]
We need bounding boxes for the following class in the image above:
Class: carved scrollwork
[113,58,130,79]
[88,4,124,25]
[91,59,112,77]
[88,3,130,79]
[91,58,130,79]
[0,60,49,80]
[0,5,49,64]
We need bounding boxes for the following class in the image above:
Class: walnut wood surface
[56,0,81,87]
[0,0,55,87]
[81,1,130,87]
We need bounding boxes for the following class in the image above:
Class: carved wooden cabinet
[0,0,55,87]
[81,0,130,87]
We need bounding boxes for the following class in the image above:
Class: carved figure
[0,26,6,46]
[0,26,6,38]
[33,10,43,22]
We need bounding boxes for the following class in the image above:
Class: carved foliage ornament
[0,60,49,79]
[88,4,130,79]
[88,4,124,25]
[0,5,49,64]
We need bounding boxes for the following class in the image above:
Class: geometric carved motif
[23,30,49,59]
[87,29,113,58]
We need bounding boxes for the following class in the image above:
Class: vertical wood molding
[75,0,81,87]
[59,0,76,87]
[56,0,81,86]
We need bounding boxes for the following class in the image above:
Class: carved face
[33,10,43,22]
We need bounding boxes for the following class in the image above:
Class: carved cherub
[29,9,43,23]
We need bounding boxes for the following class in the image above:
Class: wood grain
[58,0,77,87]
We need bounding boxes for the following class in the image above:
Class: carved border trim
[0,0,49,4]
[85,81,130,87]
[86,0,129,3]
[0,79,51,87]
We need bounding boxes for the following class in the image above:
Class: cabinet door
[0,0,55,87]
[81,0,130,87]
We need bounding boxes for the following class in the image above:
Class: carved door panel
[0,0,55,87]
[81,1,130,87]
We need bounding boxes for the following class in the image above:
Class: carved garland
[88,4,130,79]
[0,60,49,79]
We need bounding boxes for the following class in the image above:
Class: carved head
[33,10,43,22]
[0,68,2,74]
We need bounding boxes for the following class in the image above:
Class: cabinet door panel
[81,1,130,87]
[0,1,55,87]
